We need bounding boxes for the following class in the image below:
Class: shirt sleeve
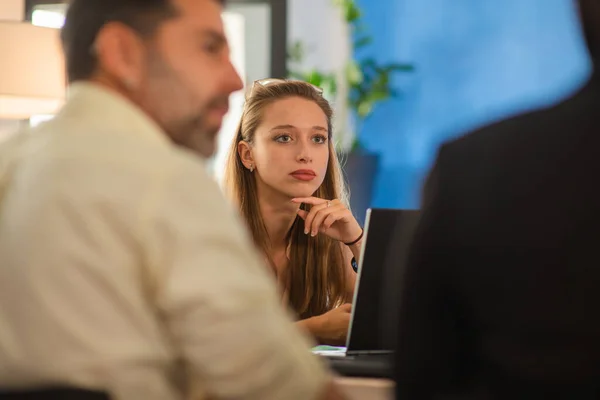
[141,156,330,400]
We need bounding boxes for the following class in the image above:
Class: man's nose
[224,59,244,93]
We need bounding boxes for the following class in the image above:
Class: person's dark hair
[578,0,600,60]
[60,0,178,83]
[60,0,221,83]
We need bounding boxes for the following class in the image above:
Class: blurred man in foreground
[0,1,345,399]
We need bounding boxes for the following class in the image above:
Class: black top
[394,71,600,399]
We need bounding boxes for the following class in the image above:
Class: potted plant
[288,0,414,223]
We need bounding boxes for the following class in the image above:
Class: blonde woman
[223,79,363,345]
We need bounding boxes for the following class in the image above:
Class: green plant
[288,0,414,151]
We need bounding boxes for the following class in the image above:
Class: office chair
[0,387,110,400]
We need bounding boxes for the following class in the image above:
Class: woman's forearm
[297,307,350,346]
[296,316,324,343]
[348,239,363,263]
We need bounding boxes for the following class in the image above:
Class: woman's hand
[291,197,362,244]
[309,303,352,346]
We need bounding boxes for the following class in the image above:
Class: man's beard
[169,113,222,158]
[143,52,229,158]
[168,95,230,158]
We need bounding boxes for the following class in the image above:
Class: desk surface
[335,377,394,400]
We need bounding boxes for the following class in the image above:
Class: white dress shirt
[0,83,328,400]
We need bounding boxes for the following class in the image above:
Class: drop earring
[249,164,254,172]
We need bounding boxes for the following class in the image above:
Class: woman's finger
[322,211,345,230]
[303,202,329,234]
[311,204,344,236]
[310,208,331,236]
[297,209,308,220]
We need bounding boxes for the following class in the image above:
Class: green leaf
[345,4,361,23]
[368,90,390,103]
[359,58,378,70]
[306,70,324,87]
[345,61,363,85]
[353,36,372,49]
[357,101,373,118]
[321,75,338,96]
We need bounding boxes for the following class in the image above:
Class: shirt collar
[58,81,171,147]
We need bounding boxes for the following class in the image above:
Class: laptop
[313,208,421,378]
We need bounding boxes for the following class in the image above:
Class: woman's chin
[286,188,318,199]
[278,180,322,199]
[278,177,325,199]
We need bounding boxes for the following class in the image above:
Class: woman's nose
[296,142,312,163]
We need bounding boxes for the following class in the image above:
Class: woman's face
[241,96,330,199]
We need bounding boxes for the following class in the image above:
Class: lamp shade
[0,21,65,119]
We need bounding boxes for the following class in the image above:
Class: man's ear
[93,22,146,90]
[238,141,254,170]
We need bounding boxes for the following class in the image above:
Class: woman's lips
[290,169,316,181]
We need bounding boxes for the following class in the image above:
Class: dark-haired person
[393,0,600,398]
[0,1,346,399]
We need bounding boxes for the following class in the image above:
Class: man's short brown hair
[60,0,225,83]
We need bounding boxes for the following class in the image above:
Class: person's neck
[257,184,300,252]
[88,75,132,100]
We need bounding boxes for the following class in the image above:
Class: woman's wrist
[297,315,325,342]
[343,228,363,247]
[348,239,363,261]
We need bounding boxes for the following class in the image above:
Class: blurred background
[1,0,592,223]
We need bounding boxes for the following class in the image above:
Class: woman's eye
[313,135,327,144]
[275,135,292,143]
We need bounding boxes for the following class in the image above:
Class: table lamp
[0,0,65,120]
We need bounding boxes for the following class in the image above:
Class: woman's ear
[237,141,254,170]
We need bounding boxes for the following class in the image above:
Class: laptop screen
[345,208,420,354]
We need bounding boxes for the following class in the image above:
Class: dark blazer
[394,71,600,399]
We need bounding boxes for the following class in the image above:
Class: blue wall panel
[354,0,591,208]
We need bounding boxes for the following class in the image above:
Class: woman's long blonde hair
[223,80,350,319]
